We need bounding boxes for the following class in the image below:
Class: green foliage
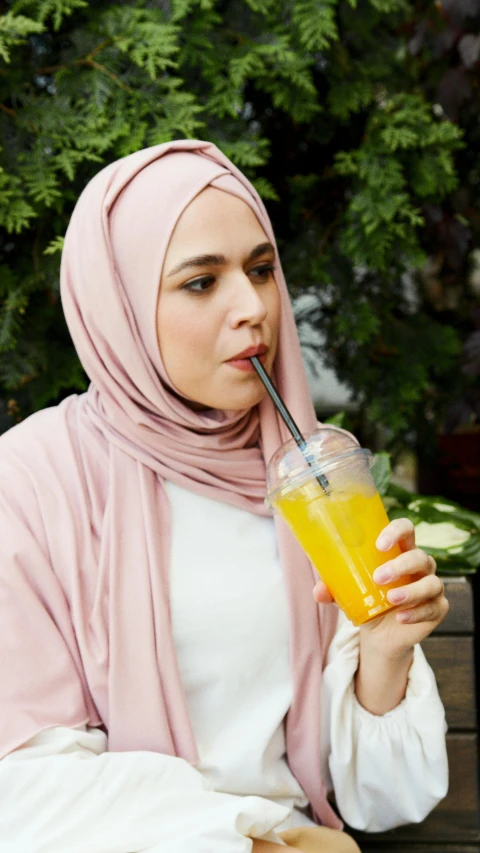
[43,236,64,255]
[0,265,26,352]
[325,411,349,429]
[370,451,391,496]
[335,94,463,271]
[103,7,180,79]
[292,0,338,51]
[171,0,216,21]
[368,0,408,11]
[0,165,36,233]
[0,11,44,62]
[370,452,480,575]
[0,0,475,455]
[13,0,88,31]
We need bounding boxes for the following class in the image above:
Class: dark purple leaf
[438,217,471,270]
[409,20,427,56]
[463,331,480,376]
[442,0,480,26]
[437,67,472,120]
[433,28,457,59]
[443,398,477,432]
[459,33,480,67]
[423,204,443,225]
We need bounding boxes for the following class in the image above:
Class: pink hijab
[0,140,340,828]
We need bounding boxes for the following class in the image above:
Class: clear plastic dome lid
[266,427,369,504]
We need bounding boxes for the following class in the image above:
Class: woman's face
[157,187,281,411]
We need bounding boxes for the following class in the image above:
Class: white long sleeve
[0,726,289,853]
[320,613,449,832]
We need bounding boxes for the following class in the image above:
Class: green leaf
[328,79,375,120]
[381,125,419,152]
[368,0,409,10]
[43,236,65,256]
[387,506,421,525]
[383,493,480,573]
[325,411,348,428]
[54,148,100,182]
[214,137,270,170]
[12,0,88,31]
[147,88,205,143]
[420,538,480,571]
[385,482,413,506]
[170,0,216,22]
[250,177,279,202]
[19,156,62,207]
[292,0,338,52]
[0,277,28,351]
[0,11,44,63]
[408,497,480,532]
[126,22,180,80]
[244,0,277,11]
[414,519,472,548]
[371,451,391,495]
[0,169,37,233]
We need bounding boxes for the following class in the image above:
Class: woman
[0,141,448,853]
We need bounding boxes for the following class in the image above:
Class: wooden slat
[352,574,478,851]
[422,636,477,729]
[349,734,480,845]
[444,734,479,817]
[434,577,474,634]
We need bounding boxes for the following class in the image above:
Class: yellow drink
[273,482,403,625]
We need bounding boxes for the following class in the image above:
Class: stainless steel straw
[249,356,330,494]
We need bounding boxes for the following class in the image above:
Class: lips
[227,344,268,361]
[225,343,269,373]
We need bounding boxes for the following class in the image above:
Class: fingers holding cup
[373,547,435,587]
[376,517,416,554]
[373,541,448,629]
[313,579,335,604]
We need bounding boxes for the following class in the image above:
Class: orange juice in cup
[266,429,406,626]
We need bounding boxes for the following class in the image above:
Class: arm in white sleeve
[320,612,449,832]
[0,726,290,853]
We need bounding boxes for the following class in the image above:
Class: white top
[0,482,448,853]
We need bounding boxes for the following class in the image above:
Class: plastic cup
[266,428,408,626]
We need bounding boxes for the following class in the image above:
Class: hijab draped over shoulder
[0,140,340,828]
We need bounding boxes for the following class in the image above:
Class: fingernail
[387,588,407,604]
[397,611,411,623]
[373,565,392,584]
[376,533,393,551]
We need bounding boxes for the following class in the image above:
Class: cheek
[157,300,215,382]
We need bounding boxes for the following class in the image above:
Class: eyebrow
[167,241,275,277]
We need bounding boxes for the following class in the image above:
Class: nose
[228,273,268,329]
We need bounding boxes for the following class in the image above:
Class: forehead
[166,187,268,256]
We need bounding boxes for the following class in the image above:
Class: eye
[249,263,276,283]
[180,275,215,294]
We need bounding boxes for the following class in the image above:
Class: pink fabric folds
[0,140,340,828]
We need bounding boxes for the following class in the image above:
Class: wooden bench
[349,576,480,853]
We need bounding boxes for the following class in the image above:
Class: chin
[217,388,266,412]
[180,375,267,412]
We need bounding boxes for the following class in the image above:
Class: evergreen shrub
[0,0,476,452]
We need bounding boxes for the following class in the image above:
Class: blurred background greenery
[1,0,479,506]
